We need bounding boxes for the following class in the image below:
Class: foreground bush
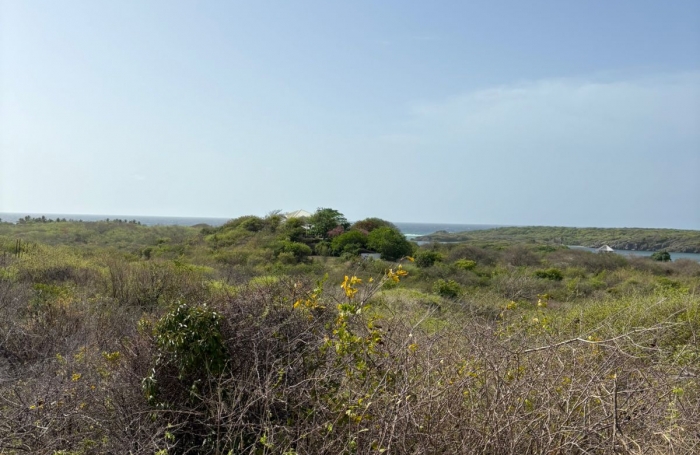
[432,278,463,298]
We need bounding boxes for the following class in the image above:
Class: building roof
[284,209,312,219]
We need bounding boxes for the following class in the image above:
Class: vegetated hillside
[1,210,699,453]
[416,226,700,252]
[0,218,199,253]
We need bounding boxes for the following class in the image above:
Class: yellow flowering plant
[291,257,413,379]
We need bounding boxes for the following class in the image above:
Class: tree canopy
[331,230,368,256]
[367,227,414,261]
[309,208,350,239]
[650,250,672,262]
[351,217,398,233]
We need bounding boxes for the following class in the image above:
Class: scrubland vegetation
[417,226,700,253]
[1,210,699,454]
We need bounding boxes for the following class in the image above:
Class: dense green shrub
[308,208,349,238]
[415,250,443,268]
[240,216,265,232]
[275,241,312,263]
[454,259,477,270]
[314,240,332,256]
[367,227,414,261]
[446,244,498,266]
[281,217,307,242]
[331,230,368,256]
[651,250,671,262]
[432,279,462,298]
[350,217,398,233]
[534,267,564,281]
[656,277,683,289]
[145,302,227,404]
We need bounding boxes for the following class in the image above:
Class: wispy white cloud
[375,71,700,228]
[399,71,700,175]
[409,71,700,147]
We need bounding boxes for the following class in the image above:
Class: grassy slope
[0,221,199,252]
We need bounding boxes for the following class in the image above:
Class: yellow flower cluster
[387,265,408,283]
[341,275,362,299]
[293,280,325,309]
[293,294,324,310]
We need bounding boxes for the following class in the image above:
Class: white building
[283,209,312,220]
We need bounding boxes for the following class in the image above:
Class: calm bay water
[567,246,700,262]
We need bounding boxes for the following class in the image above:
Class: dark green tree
[367,227,414,261]
[309,208,349,238]
[650,250,671,262]
[331,230,368,256]
[350,217,398,233]
[415,250,443,268]
[282,217,307,242]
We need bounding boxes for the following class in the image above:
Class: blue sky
[1,1,699,228]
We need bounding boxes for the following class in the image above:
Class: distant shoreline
[416,226,700,254]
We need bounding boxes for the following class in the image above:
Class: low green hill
[416,226,700,252]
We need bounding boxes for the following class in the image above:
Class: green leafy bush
[534,268,564,281]
[350,217,398,233]
[314,241,332,256]
[309,208,349,238]
[367,227,414,261]
[454,259,477,270]
[145,302,227,404]
[275,241,312,263]
[240,216,265,232]
[415,250,443,268]
[651,250,671,262]
[281,217,307,242]
[432,279,462,298]
[331,230,368,256]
